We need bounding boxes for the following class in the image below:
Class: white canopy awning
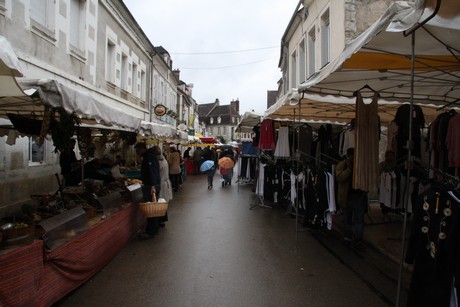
[267,1,460,125]
[297,0,460,107]
[14,79,142,132]
[236,111,264,133]
[140,120,188,141]
[0,35,34,102]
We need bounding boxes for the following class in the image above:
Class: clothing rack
[250,156,272,210]
[411,156,460,190]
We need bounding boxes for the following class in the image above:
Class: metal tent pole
[395,30,415,307]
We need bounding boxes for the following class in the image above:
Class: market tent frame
[268,1,460,305]
[266,0,460,124]
[8,79,143,132]
[0,35,37,107]
[298,0,460,110]
[236,111,264,133]
[139,120,188,142]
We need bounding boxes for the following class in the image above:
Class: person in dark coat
[135,142,161,239]
[59,138,79,186]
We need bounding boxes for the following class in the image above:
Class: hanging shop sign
[154,104,167,116]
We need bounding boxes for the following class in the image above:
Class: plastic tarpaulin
[139,120,188,141]
[15,79,142,132]
[267,1,460,124]
[236,111,264,133]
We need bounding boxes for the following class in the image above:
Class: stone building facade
[277,0,393,98]
[0,0,180,212]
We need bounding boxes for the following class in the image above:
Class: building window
[299,39,306,84]
[70,0,86,51]
[30,0,49,27]
[140,69,146,101]
[321,8,330,68]
[106,40,116,83]
[210,117,214,124]
[154,74,160,104]
[131,62,138,97]
[218,127,221,135]
[160,81,165,103]
[232,117,235,123]
[291,50,297,88]
[308,27,316,77]
[217,116,221,124]
[121,53,128,91]
[29,136,45,164]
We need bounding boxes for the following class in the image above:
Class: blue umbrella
[200,160,215,172]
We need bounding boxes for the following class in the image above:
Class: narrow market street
[58,170,407,307]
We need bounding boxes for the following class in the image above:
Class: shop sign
[154,104,167,116]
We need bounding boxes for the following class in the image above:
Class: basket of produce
[138,193,168,218]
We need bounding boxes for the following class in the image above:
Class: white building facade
[0,0,172,211]
[278,0,393,97]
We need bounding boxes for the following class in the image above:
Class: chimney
[231,99,239,112]
[173,69,180,80]
[214,98,220,105]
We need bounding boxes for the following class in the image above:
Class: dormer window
[210,117,214,124]
[217,116,221,124]
[232,117,235,123]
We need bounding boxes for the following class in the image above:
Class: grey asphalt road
[59,171,390,307]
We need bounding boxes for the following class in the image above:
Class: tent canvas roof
[236,111,263,133]
[0,78,142,132]
[267,0,460,124]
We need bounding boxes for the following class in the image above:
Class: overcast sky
[122,0,299,114]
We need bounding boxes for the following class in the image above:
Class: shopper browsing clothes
[135,142,161,239]
[336,148,368,249]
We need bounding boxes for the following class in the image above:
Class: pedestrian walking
[153,146,172,202]
[193,146,203,174]
[167,146,182,192]
[135,142,161,239]
[200,160,216,190]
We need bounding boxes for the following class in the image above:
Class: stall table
[0,203,145,306]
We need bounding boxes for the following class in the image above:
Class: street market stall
[267,1,460,306]
[0,37,175,306]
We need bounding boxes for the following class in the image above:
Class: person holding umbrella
[200,159,216,190]
[218,148,236,187]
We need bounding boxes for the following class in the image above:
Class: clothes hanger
[353,84,380,97]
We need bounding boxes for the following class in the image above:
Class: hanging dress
[353,92,380,194]
[274,126,290,158]
[258,119,276,150]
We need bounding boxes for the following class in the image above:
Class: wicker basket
[138,194,168,217]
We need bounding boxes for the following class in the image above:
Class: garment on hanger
[379,171,398,210]
[274,126,290,157]
[353,92,380,194]
[325,171,337,230]
[340,128,355,157]
[303,169,331,229]
[255,162,266,196]
[298,125,313,160]
[394,104,425,162]
[386,121,398,154]
[258,119,275,150]
[405,184,460,307]
[446,113,460,168]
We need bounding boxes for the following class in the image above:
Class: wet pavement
[59,171,410,307]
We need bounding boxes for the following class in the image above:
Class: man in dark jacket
[135,142,161,239]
